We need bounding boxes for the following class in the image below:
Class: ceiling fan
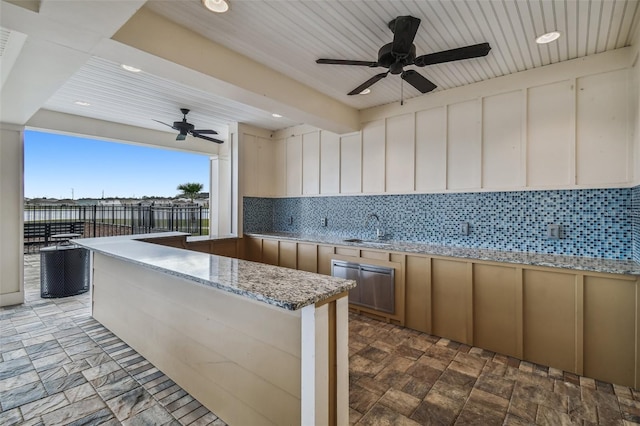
[316,15,491,96]
[153,108,223,143]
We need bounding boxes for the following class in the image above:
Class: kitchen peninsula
[73,232,355,426]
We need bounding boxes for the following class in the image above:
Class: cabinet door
[244,237,262,262]
[431,259,472,344]
[317,245,335,275]
[262,239,279,266]
[405,255,431,333]
[583,276,636,387]
[279,241,297,269]
[286,135,302,196]
[297,243,317,273]
[523,270,577,372]
[473,264,520,358]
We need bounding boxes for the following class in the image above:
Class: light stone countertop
[245,232,640,276]
[72,233,355,311]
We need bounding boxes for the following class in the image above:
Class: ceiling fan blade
[176,133,187,141]
[401,70,437,93]
[317,59,379,67]
[193,133,224,144]
[390,16,421,56]
[153,119,175,129]
[414,42,491,67]
[192,129,218,135]
[348,72,389,95]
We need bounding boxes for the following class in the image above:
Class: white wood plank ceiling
[19,0,640,135]
[147,0,640,110]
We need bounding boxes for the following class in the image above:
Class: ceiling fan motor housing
[378,43,416,73]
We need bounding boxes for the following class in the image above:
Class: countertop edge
[244,232,640,276]
[73,234,355,311]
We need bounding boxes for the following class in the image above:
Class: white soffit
[43,56,300,134]
[0,27,27,90]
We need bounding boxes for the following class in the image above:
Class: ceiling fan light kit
[316,15,491,100]
[153,108,223,144]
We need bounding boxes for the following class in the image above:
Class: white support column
[0,125,24,307]
[209,156,219,237]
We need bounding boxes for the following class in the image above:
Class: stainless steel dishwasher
[331,260,395,314]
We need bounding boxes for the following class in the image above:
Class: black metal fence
[24,204,209,253]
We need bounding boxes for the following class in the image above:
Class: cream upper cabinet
[286,135,302,196]
[482,90,523,189]
[415,107,447,191]
[447,100,481,190]
[576,69,629,185]
[386,113,415,193]
[302,132,320,195]
[527,80,574,187]
[245,55,634,196]
[320,131,340,195]
[340,133,362,194]
[362,120,385,193]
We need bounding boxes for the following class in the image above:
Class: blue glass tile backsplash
[633,186,640,262]
[244,188,635,260]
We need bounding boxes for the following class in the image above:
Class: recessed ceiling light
[535,31,561,44]
[121,64,141,73]
[74,101,91,106]
[202,0,229,13]
[272,113,283,118]
[359,88,371,95]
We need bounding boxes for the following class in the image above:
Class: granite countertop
[73,233,355,311]
[245,232,640,276]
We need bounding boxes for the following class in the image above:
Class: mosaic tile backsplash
[633,186,640,263]
[244,188,636,260]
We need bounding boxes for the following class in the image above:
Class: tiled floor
[0,255,638,425]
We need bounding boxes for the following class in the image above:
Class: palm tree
[177,182,203,203]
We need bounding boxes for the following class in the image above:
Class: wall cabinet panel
[286,135,302,196]
[447,100,481,190]
[302,132,320,195]
[482,91,523,189]
[320,131,340,195]
[523,270,577,372]
[527,81,574,187]
[576,69,629,185]
[415,107,447,191]
[386,113,415,193]
[362,120,385,193]
[340,133,361,194]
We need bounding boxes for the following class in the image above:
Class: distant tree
[177,182,203,203]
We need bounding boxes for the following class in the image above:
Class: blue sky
[24,130,210,199]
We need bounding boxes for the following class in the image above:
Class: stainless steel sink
[343,238,363,243]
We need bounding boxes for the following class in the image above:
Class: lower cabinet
[243,236,640,388]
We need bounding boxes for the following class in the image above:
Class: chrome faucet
[364,213,385,240]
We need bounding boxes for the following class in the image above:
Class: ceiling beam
[0,0,145,125]
[111,7,359,135]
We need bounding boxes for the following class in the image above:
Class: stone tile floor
[0,255,638,425]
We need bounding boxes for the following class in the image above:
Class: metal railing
[23,204,209,253]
